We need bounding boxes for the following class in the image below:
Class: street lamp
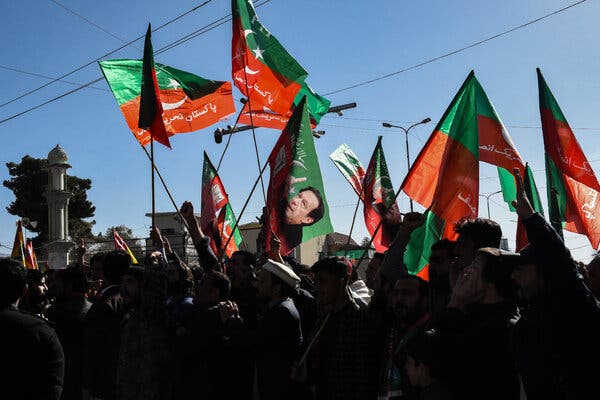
[479,190,503,219]
[382,117,431,211]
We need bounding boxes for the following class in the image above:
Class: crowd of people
[2,172,600,400]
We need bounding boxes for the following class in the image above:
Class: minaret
[44,145,73,268]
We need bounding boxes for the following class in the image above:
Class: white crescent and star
[245,66,260,75]
[160,77,187,110]
[244,29,254,38]
[252,45,265,59]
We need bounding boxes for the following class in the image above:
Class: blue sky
[1,0,599,261]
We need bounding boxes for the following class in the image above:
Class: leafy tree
[3,155,96,250]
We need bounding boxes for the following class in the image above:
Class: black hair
[311,256,352,280]
[455,218,502,249]
[102,250,131,284]
[0,258,27,305]
[431,239,456,255]
[477,248,518,300]
[231,250,256,267]
[26,269,44,286]
[404,329,448,380]
[205,270,231,301]
[397,274,430,297]
[90,252,106,266]
[63,266,89,293]
[299,186,324,226]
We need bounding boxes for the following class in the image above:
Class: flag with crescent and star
[363,136,400,252]
[402,71,528,278]
[329,143,366,199]
[537,68,600,249]
[100,61,235,147]
[200,152,242,257]
[265,96,333,255]
[232,0,330,129]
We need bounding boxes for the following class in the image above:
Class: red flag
[113,231,138,264]
[538,68,600,249]
[138,24,171,148]
[363,137,400,252]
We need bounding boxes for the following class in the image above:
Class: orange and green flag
[100,46,235,145]
[218,203,243,258]
[138,24,171,148]
[232,0,330,129]
[363,137,400,252]
[537,68,600,249]
[329,143,366,199]
[200,152,242,257]
[113,231,138,264]
[402,71,527,278]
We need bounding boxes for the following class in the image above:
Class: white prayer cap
[262,259,301,289]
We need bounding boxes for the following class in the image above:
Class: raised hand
[180,201,195,221]
[511,168,534,219]
[448,260,485,311]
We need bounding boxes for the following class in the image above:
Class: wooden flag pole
[150,132,156,228]
[219,158,270,259]
[298,312,331,366]
[242,65,267,204]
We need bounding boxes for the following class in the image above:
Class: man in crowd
[379,275,430,400]
[46,266,91,400]
[83,250,130,400]
[177,270,232,399]
[510,168,600,400]
[452,218,502,289]
[1,258,64,400]
[435,248,520,400]
[309,256,379,400]
[428,239,455,319]
[583,253,600,298]
[219,259,303,400]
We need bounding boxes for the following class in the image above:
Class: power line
[323,115,600,132]
[0,0,214,111]
[0,0,273,125]
[49,0,131,44]
[323,0,587,96]
[0,64,108,91]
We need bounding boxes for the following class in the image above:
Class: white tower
[44,145,73,268]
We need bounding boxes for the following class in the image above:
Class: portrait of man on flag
[266,97,333,255]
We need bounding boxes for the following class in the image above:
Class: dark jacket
[116,266,170,400]
[83,285,125,400]
[513,213,600,400]
[312,297,380,400]
[225,297,303,400]
[46,296,91,400]
[180,305,231,399]
[435,302,520,400]
[1,305,65,400]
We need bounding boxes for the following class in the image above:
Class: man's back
[83,285,125,400]
[1,305,65,400]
